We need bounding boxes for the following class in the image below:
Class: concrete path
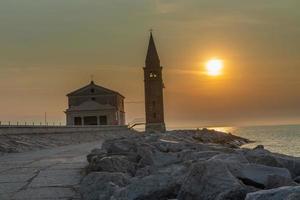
[0,141,103,200]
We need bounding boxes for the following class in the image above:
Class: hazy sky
[0,0,300,127]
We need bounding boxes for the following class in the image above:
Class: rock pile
[80,129,300,200]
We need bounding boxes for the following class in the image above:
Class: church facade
[65,81,125,126]
[144,33,166,132]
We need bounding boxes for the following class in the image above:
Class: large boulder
[102,138,138,154]
[266,174,298,189]
[242,148,283,168]
[87,155,136,176]
[134,166,155,177]
[209,154,296,190]
[245,186,300,200]
[87,148,107,163]
[135,145,155,167]
[113,163,188,199]
[152,140,190,153]
[242,146,300,177]
[178,160,248,200]
[149,150,180,167]
[113,174,181,200]
[178,150,221,162]
[233,164,295,189]
[80,172,130,200]
[211,153,249,164]
[136,145,180,168]
[274,155,300,178]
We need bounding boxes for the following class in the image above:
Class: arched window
[150,72,157,78]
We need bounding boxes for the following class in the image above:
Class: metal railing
[127,118,146,129]
[0,121,129,129]
[0,121,63,127]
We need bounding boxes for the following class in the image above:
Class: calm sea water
[212,125,300,157]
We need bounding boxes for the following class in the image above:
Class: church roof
[146,32,160,66]
[67,81,124,98]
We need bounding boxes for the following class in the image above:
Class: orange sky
[0,0,300,127]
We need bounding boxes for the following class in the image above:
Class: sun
[205,59,223,76]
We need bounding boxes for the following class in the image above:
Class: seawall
[0,125,129,135]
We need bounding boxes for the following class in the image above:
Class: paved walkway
[0,141,103,200]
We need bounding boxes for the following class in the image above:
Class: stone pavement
[0,141,103,200]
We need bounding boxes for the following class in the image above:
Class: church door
[83,116,98,125]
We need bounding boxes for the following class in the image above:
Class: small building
[65,81,125,126]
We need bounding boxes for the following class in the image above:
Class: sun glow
[205,59,223,76]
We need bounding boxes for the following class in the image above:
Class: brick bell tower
[144,32,166,132]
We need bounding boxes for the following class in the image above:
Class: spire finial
[90,75,94,84]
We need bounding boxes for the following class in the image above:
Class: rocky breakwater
[80,129,300,200]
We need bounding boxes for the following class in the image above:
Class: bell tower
[144,32,166,132]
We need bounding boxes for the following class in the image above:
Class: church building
[64,32,165,131]
[65,81,125,126]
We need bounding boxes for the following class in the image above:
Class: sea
[210,124,300,157]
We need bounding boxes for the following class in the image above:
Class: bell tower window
[149,72,157,78]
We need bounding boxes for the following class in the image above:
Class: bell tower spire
[143,32,166,132]
[146,32,160,67]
